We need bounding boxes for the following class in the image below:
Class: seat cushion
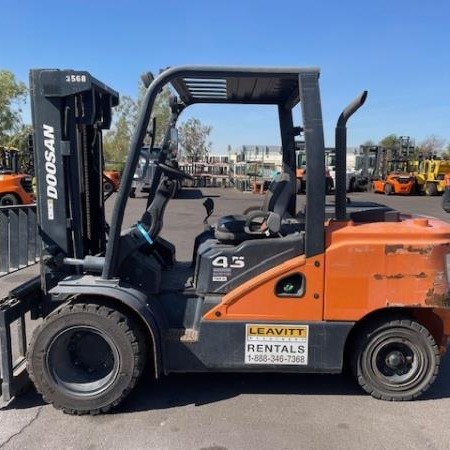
[215,214,250,242]
[216,214,247,233]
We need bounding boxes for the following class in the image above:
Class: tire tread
[353,317,440,401]
[27,300,146,415]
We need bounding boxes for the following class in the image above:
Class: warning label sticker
[245,324,309,365]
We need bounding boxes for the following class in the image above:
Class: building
[179,154,230,187]
[229,145,282,191]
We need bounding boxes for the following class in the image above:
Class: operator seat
[215,172,294,242]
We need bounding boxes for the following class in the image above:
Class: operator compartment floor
[160,262,195,292]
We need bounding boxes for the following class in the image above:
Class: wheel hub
[47,326,120,397]
[385,350,406,369]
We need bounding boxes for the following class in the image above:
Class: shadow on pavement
[175,189,205,199]
[3,355,449,413]
[1,387,45,410]
[117,353,450,413]
[418,353,450,400]
[117,372,362,414]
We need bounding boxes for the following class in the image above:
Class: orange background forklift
[103,169,121,194]
[371,146,416,195]
[1,66,450,414]
[0,147,35,206]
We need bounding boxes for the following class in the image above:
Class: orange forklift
[103,169,121,194]
[372,145,416,195]
[1,67,450,414]
[295,144,334,194]
[0,147,35,206]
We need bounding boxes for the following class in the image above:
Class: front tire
[27,300,147,415]
[425,182,438,196]
[0,193,19,206]
[352,318,439,401]
[103,181,114,193]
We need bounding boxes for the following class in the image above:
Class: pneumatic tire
[352,319,439,401]
[27,300,147,415]
[0,193,19,206]
[383,183,393,195]
[103,181,114,193]
[425,182,438,196]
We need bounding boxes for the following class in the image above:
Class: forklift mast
[29,70,119,294]
[0,147,19,173]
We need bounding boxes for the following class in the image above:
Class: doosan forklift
[1,66,450,414]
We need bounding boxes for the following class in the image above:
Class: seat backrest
[141,177,176,240]
[261,172,293,217]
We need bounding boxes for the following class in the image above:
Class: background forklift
[415,158,450,196]
[1,67,450,415]
[295,143,333,194]
[0,146,35,206]
[371,143,416,195]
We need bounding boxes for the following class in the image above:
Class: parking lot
[1,188,450,450]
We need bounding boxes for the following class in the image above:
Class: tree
[442,143,450,160]
[8,124,32,149]
[0,70,27,144]
[361,140,375,147]
[103,96,137,168]
[137,84,172,146]
[178,118,212,163]
[379,134,398,149]
[416,135,446,157]
[103,81,173,167]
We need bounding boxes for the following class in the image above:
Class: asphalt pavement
[1,188,450,450]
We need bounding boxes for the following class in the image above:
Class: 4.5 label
[212,256,245,269]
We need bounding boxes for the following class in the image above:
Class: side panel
[203,255,324,321]
[324,219,450,321]
[165,321,353,373]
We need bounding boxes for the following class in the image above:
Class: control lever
[203,198,214,229]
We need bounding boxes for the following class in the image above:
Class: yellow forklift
[416,158,450,196]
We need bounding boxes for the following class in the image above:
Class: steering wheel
[156,162,193,180]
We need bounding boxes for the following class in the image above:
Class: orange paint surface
[372,175,414,195]
[204,216,450,328]
[324,218,450,320]
[0,173,35,204]
[204,255,324,321]
[104,170,121,190]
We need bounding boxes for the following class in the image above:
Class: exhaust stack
[335,91,368,220]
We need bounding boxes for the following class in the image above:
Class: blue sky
[1,0,449,153]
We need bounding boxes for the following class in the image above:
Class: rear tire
[352,318,439,401]
[425,182,438,196]
[0,193,19,206]
[348,178,356,193]
[27,300,147,415]
[383,183,393,195]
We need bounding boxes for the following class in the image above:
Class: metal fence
[0,204,40,277]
